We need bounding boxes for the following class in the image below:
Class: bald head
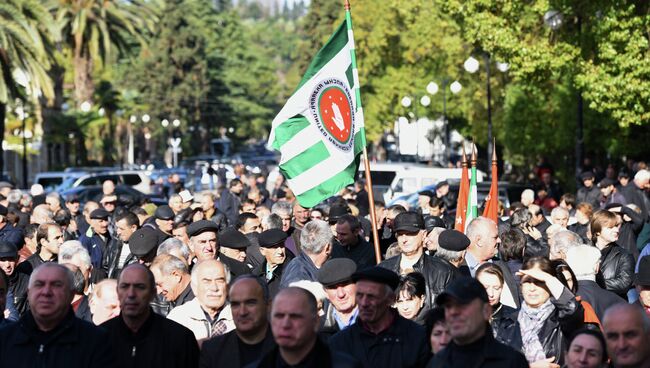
[465,217,500,263]
[603,303,650,368]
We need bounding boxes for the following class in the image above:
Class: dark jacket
[495,288,584,367]
[568,222,590,243]
[427,327,528,368]
[105,240,138,279]
[8,270,29,316]
[252,336,360,368]
[16,252,51,276]
[491,304,517,345]
[577,186,601,209]
[331,236,376,271]
[101,309,199,368]
[200,326,276,368]
[0,223,24,249]
[617,206,644,261]
[74,295,93,322]
[218,190,241,225]
[209,209,230,233]
[280,251,319,288]
[379,252,456,308]
[252,260,287,300]
[329,312,430,368]
[0,309,113,368]
[79,231,115,271]
[219,254,252,279]
[576,279,625,321]
[598,242,635,298]
[523,234,549,259]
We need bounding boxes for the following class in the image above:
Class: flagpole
[345,0,381,264]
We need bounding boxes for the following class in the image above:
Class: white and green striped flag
[466,148,479,225]
[268,15,366,208]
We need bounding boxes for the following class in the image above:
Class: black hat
[435,180,449,190]
[580,171,595,181]
[0,241,17,258]
[393,211,424,233]
[187,220,219,238]
[418,190,435,198]
[154,205,175,220]
[424,216,445,233]
[328,204,351,222]
[438,229,471,251]
[65,194,80,203]
[318,258,357,287]
[352,266,400,290]
[604,202,625,211]
[129,228,159,257]
[635,255,650,286]
[436,277,489,305]
[259,229,288,248]
[0,205,7,217]
[598,178,616,188]
[218,228,251,249]
[618,170,630,179]
[90,208,110,220]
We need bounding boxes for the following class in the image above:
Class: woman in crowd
[475,263,517,344]
[424,307,450,355]
[564,328,609,368]
[569,202,593,243]
[591,210,635,298]
[496,256,584,367]
[394,272,428,324]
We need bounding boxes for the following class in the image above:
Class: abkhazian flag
[465,147,479,227]
[268,18,366,208]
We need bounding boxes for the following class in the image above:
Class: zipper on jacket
[131,346,136,357]
[38,344,44,353]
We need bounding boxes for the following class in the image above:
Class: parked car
[60,185,166,207]
[59,171,152,194]
[34,172,74,192]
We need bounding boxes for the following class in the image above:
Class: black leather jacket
[598,242,635,298]
[379,252,457,308]
[104,240,137,279]
[495,288,584,367]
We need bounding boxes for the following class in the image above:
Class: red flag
[454,146,469,232]
[483,143,499,222]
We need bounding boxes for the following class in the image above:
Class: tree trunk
[73,53,94,107]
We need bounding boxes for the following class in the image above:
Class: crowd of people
[0,163,649,368]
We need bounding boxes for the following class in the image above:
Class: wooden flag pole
[362,148,382,264]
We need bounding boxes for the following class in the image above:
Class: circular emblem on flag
[309,78,355,152]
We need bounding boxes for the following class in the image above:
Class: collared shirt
[265,263,278,281]
[464,251,483,277]
[333,307,359,330]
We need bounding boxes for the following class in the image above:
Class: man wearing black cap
[331,214,375,271]
[428,277,528,367]
[577,171,601,209]
[379,211,456,308]
[433,229,469,277]
[599,178,627,209]
[253,229,291,299]
[635,255,650,317]
[187,220,250,278]
[151,205,175,239]
[218,228,250,263]
[128,227,160,266]
[0,241,29,316]
[0,204,23,250]
[418,190,435,216]
[318,258,358,339]
[329,266,430,368]
[79,208,115,273]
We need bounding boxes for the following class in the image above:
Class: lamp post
[422,80,462,163]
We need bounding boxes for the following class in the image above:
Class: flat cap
[154,205,175,220]
[0,241,17,258]
[128,228,159,257]
[352,266,400,290]
[618,170,630,179]
[0,205,7,217]
[418,190,435,198]
[424,216,445,233]
[436,276,488,305]
[259,229,288,248]
[90,208,110,220]
[318,258,357,287]
[580,171,595,181]
[393,211,424,233]
[635,255,650,286]
[328,204,351,222]
[435,180,449,189]
[438,229,470,251]
[598,178,616,188]
[65,194,80,203]
[187,220,220,238]
[218,228,251,249]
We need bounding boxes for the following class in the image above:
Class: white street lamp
[80,101,92,112]
[141,114,151,123]
[496,61,510,72]
[172,119,181,127]
[426,82,439,95]
[544,10,563,30]
[449,81,462,94]
[420,95,431,107]
[400,96,412,108]
[161,119,169,128]
[464,56,480,74]
[130,115,137,123]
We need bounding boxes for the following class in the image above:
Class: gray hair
[7,190,22,204]
[550,207,569,221]
[29,263,75,291]
[435,247,464,263]
[466,217,496,243]
[157,238,191,260]
[510,208,532,228]
[552,230,582,255]
[59,240,92,271]
[190,259,231,288]
[566,246,601,278]
[150,254,189,276]
[271,201,292,216]
[634,169,650,182]
[261,213,283,230]
[300,219,332,254]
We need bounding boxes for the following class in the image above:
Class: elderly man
[428,277,528,367]
[218,227,250,263]
[602,303,650,368]
[89,278,120,325]
[157,237,192,266]
[550,206,570,228]
[329,266,429,367]
[318,258,358,339]
[331,214,375,270]
[150,254,194,312]
[17,222,64,276]
[151,205,175,239]
[197,192,229,232]
[79,208,115,272]
[0,263,113,366]
[280,219,332,288]
[253,229,290,299]
[256,287,358,367]
[0,241,28,316]
[434,229,470,273]
[59,240,93,295]
[102,264,199,367]
[566,245,625,320]
[199,275,276,367]
[379,212,456,308]
[548,230,583,260]
[187,220,250,278]
[168,259,234,341]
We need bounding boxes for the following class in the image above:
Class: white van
[382,166,485,203]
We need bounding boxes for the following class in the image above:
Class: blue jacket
[79,231,114,270]
[280,252,319,288]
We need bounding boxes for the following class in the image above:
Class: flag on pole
[454,146,469,232]
[465,145,479,227]
[483,142,499,222]
[267,13,366,208]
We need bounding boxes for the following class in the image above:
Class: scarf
[518,299,555,363]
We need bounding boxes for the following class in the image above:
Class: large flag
[483,143,499,222]
[267,14,366,208]
[454,146,469,232]
[465,145,479,227]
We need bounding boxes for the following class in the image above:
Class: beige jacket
[167,298,234,340]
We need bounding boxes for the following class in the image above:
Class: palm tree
[51,0,157,107]
[0,0,56,175]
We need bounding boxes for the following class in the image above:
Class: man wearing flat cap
[433,229,469,277]
[576,171,601,209]
[329,266,430,368]
[0,204,23,250]
[0,241,29,316]
[252,229,292,299]
[218,227,250,264]
[379,211,456,308]
[150,205,175,240]
[79,208,116,274]
[186,220,249,279]
[598,178,626,209]
[318,258,359,339]
[427,277,528,367]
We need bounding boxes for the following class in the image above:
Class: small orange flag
[454,146,469,232]
[483,142,499,222]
